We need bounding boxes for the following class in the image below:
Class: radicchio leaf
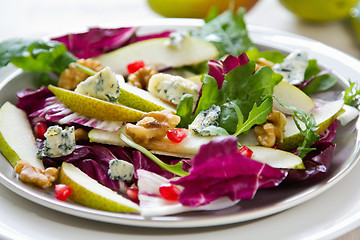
[171,136,287,207]
[43,145,131,192]
[207,53,250,89]
[16,87,123,131]
[283,120,338,184]
[51,27,137,59]
[52,27,172,59]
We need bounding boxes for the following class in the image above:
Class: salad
[0,9,359,218]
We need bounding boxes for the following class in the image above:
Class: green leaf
[343,80,360,108]
[194,75,221,116]
[245,48,286,64]
[274,97,320,158]
[232,98,273,136]
[176,94,194,128]
[119,133,189,177]
[0,38,77,74]
[302,59,338,95]
[200,125,230,136]
[191,8,254,57]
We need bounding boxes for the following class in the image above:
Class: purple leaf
[171,136,287,207]
[52,27,137,59]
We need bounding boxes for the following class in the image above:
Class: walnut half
[14,161,59,188]
[254,109,287,147]
[125,110,180,145]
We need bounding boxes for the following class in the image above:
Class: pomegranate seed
[126,186,139,204]
[34,122,47,140]
[167,128,188,143]
[127,60,145,74]
[54,184,72,201]
[238,145,253,158]
[159,183,181,201]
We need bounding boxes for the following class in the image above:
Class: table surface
[0,0,359,239]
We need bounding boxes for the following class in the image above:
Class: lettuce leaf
[171,136,287,207]
[191,9,254,57]
[0,39,76,74]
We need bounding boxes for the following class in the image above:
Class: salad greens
[191,8,254,58]
[119,133,189,177]
[177,54,282,135]
[275,98,320,158]
[0,8,358,216]
[0,38,76,74]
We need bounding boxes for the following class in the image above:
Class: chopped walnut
[14,161,59,188]
[127,66,158,90]
[125,109,180,145]
[255,58,275,71]
[58,59,104,90]
[254,109,287,147]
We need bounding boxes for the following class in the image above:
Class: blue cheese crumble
[40,125,76,158]
[108,159,134,182]
[272,50,309,85]
[148,73,199,107]
[189,105,221,136]
[165,32,189,49]
[75,66,121,102]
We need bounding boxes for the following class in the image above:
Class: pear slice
[0,102,44,169]
[89,127,257,158]
[278,99,344,150]
[95,37,219,75]
[273,80,316,115]
[59,162,140,213]
[48,85,145,122]
[247,146,304,169]
[117,82,175,112]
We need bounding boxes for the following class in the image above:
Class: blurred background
[0,0,359,59]
[0,0,359,239]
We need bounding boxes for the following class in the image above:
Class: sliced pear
[247,146,304,169]
[88,128,128,147]
[117,82,175,112]
[48,85,145,122]
[273,80,316,115]
[59,162,140,213]
[95,37,219,75]
[89,127,257,158]
[0,102,44,169]
[187,75,203,88]
[278,99,344,150]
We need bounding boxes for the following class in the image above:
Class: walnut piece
[254,123,276,147]
[127,66,158,90]
[14,161,59,188]
[254,109,287,147]
[125,110,180,145]
[267,110,287,142]
[58,59,104,90]
[74,128,89,143]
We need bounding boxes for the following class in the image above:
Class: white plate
[0,21,360,238]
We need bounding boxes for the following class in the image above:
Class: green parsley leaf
[343,80,360,108]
